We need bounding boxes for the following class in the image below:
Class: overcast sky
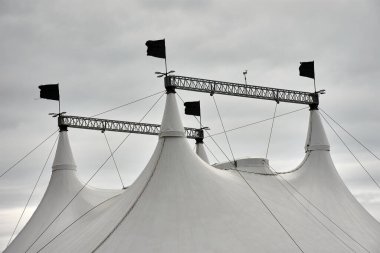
[1,0,379,250]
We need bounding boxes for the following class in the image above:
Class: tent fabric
[5,131,121,253]
[214,158,272,174]
[195,143,209,164]
[5,94,380,252]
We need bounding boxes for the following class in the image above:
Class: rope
[175,93,229,164]
[2,91,164,180]
[92,139,167,252]
[320,113,380,190]
[7,135,59,247]
[103,132,125,189]
[203,142,220,163]
[269,165,370,252]
[90,90,165,117]
[25,93,165,253]
[203,129,234,166]
[203,105,306,167]
[265,103,278,159]
[175,93,306,167]
[212,96,236,167]
[35,193,122,252]
[237,170,304,252]
[320,108,380,161]
[0,130,59,179]
[206,107,308,138]
[266,166,357,252]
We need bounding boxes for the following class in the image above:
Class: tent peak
[52,131,77,171]
[159,93,186,138]
[196,142,209,164]
[305,110,330,152]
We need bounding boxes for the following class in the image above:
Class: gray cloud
[1,0,380,250]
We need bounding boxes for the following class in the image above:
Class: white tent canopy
[5,93,380,252]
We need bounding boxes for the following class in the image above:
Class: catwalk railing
[58,115,203,139]
[165,75,319,106]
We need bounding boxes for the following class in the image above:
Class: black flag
[145,39,166,59]
[299,61,315,79]
[184,101,200,116]
[39,84,59,101]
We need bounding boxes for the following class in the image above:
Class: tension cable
[203,142,220,163]
[265,102,278,159]
[90,90,165,117]
[237,170,304,253]
[25,93,165,252]
[206,107,308,138]
[212,96,237,167]
[103,132,125,189]
[269,165,370,252]
[176,92,229,164]
[2,91,165,180]
[320,108,380,161]
[7,134,58,247]
[0,130,59,179]
[268,165,359,252]
[320,113,380,190]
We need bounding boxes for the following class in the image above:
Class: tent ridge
[92,139,167,252]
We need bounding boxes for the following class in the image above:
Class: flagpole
[313,62,316,92]
[198,100,201,129]
[165,58,168,76]
[164,39,168,75]
[58,83,61,114]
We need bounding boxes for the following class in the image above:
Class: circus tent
[5,93,380,253]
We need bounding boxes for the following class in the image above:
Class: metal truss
[165,75,319,105]
[58,115,203,140]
